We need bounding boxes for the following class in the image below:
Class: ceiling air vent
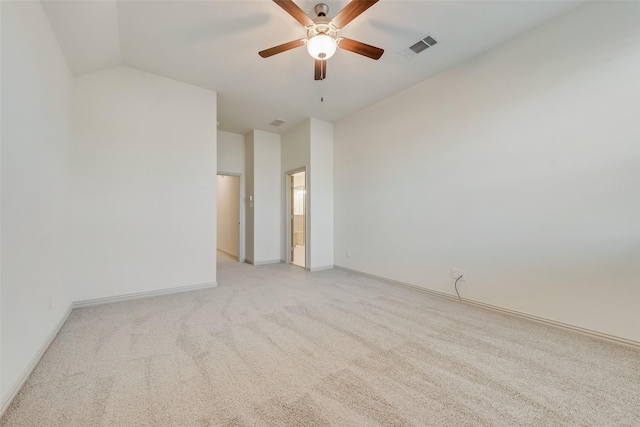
[270,119,286,127]
[400,34,438,60]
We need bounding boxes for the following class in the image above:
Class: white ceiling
[41,0,583,135]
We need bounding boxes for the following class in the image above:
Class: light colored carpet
[2,252,639,426]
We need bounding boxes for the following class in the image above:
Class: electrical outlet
[346,249,351,258]
[450,268,459,278]
[458,270,466,281]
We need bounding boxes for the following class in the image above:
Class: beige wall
[293,173,305,188]
[218,130,245,261]
[71,66,217,302]
[334,1,640,343]
[245,130,281,264]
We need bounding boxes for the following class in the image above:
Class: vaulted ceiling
[41,0,582,134]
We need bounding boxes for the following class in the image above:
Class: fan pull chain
[321,60,325,102]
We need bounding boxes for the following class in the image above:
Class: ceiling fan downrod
[314,3,329,18]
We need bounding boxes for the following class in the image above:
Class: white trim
[247,259,282,266]
[310,265,334,272]
[73,282,217,308]
[0,303,74,418]
[334,265,640,349]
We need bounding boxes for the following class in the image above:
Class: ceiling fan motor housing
[314,3,329,17]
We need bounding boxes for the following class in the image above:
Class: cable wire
[454,274,463,300]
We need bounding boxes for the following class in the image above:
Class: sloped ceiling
[41,0,583,134]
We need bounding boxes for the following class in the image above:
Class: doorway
[216,174,240,261]
[288,170,306,269]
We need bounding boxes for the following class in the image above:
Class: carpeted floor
[2,252,639,426]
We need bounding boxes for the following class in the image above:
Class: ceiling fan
[259,0,384,80]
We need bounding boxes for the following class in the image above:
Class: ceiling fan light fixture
[306,34,337,60]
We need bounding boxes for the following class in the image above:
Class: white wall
[72,66,217,301]
[1,1,73,402]
[281,120,310,262]
[280,119,334,269]
[217,175,239,257]
[334,1,640,343]
[217,130,245,261]
[218,130,245,174]
[245,130,282,264]
[253,131,282,264]
[282,120,311,173]
[309,119,334,271]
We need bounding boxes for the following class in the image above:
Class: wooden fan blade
[259,39,305,58]
[339,37,384,59]
[332,0,379,29]
[314,59,327,80]
[274,0,314,27]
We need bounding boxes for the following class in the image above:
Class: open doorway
[288,170,306,269]
[217,174,240,261]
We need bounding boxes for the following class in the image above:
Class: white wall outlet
[47,294,53,309]
[450,268,459,278]
[346,249,351,258]
[458,270,466,281]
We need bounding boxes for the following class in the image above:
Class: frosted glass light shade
[307,34,337,60]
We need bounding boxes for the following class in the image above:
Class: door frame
[217,171,243,262]
[285,167,309,270]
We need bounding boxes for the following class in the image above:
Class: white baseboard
[1,303,74,418]
[73,282,217,308]
[310,264,334,272]
[334,265,640,348]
